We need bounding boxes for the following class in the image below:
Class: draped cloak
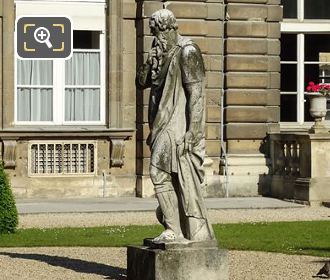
[148,36,214,239]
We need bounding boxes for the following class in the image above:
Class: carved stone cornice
[0,128,134,140]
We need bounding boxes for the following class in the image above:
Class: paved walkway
[16,197,304,214]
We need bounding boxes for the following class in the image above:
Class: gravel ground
[0,247,327,280]
[18,207,330,229]
[6,207,329,279]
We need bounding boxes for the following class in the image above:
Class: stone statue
[136,9,215,243]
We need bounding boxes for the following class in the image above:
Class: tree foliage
[0,163,18,233]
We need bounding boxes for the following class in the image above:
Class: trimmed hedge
[0,163,18,233]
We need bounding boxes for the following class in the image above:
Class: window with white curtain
[16,30,105,125]
[280,0,330,126]
[65,52,100,121]
[17,60,53,121]
[65,31,101,122]
[14,0,106,126]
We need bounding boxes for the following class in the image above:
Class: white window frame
[14,1,106,126]
[280,0,330,129]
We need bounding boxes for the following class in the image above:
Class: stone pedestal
[127,239,228,280]
[309,122,328,134]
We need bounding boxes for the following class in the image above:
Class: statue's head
[148,9,178,81]
[149,9,178,36]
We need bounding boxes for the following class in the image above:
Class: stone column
[105,0,137,196]
[223,0,282,195]
[1,0,15,129]
[136,0,225,197]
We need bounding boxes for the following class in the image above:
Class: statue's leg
[186,216,215,241]
[150,165,183,242]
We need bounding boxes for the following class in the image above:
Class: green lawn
[0,221,329,257]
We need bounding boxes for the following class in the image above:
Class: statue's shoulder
[178,36,201,57]
[178,36,205,81]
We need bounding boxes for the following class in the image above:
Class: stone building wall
[224,0,282,196]
[136,0,225,197]
[0,0,283,199]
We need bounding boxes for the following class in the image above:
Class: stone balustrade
[270,133,309,178]
[269,132,330,205]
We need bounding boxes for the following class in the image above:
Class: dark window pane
[282,0,297,19]
[281,34,297,61]
[305,0,330,19]
[305,64,322,87]
[281,64,297,91]
[326,99,330,120]
[281,95,297,122]
[73,31,100,49]
[304,97,314,122]
[305,34,330,61]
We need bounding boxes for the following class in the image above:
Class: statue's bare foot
[153,229,187,243]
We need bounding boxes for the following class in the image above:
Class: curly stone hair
[149,9,178,31]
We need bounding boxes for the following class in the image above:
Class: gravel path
[19,207,330,229]
[0,247,327,280]
[6,207,329,279]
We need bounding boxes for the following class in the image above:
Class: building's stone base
[136,173,265,198]
[10,174,136,199]
[127,240,228,280]
[222,175,262,197]
[295,177,330,206]
[270,175,296,199]
[136,175,155,198]
[270,176,330,206]
[220,154,271,197]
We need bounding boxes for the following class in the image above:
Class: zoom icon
[16,16,72,59]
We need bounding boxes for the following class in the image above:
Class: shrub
[0,163,18,233]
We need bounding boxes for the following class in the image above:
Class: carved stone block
[110,139,126,168]
[2,139,17,168]
[127,242,228,280]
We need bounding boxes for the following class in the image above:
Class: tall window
[65,31,102,122]
[17,60,53,121]
[15,0,106,125]
[280,0,330,125]
[16,30,105,125]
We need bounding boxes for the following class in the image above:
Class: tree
[0,163,18,233]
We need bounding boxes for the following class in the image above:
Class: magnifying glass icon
[34,27,53,49]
